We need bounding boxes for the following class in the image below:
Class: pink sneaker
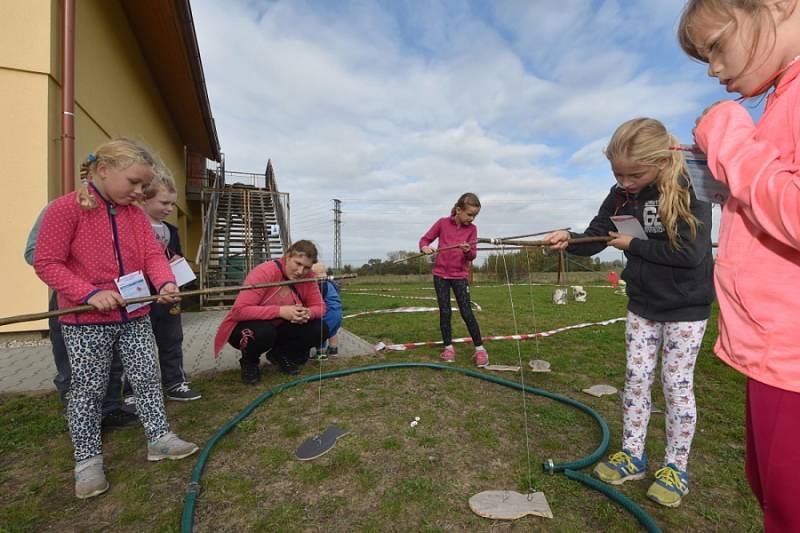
[474,347,489,367]
[440,346,456,363]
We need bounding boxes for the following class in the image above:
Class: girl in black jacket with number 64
[544,118,714,508]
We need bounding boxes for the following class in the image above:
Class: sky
[191,0,732,268]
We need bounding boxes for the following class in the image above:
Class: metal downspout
[61,0,76,194]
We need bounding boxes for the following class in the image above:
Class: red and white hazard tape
[344,306,460,320]
[342,292,481,310]
[374,317,625,351]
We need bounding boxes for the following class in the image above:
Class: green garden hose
[181,362,660,532]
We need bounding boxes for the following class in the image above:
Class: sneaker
[593,450,648,485]
[440,346,456,363]
[277,356,301,375]
[166,383,202,402]
[147,432,199,461]
[75,455,109,499]
[123,395,136,408]
[326,345,339,357]
[474,346,489,368]
[101,408,140,430]
[647,464,689,508]
[240,360,261,385]
[309,347,328,361]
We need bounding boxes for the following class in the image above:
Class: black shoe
[240,360,261,385]
[268,353,300,375]
[166,383,202,401]
[326,346,339,356]
[101,408,139,430]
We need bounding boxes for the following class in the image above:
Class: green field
[0,279,760,532]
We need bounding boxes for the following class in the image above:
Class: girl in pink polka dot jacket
[33,138,198,499]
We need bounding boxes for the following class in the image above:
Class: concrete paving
[0,309,375,394]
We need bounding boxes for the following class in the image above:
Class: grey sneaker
[75,455,109,499]
[147,432,199,461]
[166,383,202,402]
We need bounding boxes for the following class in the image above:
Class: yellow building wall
[0,1,56,332]
[1,0,202,332]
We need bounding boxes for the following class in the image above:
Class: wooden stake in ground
[0,274,358,327]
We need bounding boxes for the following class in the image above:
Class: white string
[499,245,535,494]
[525,249,541,354]
[316,277,325,437]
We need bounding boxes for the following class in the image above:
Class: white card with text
[170,256,196,287]
[114,270,150,312]
[610,215,648,240]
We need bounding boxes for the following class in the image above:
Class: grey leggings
[433,275,483,346]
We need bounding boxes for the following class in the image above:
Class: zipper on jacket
[91,183,130,322]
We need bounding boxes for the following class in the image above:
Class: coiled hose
[181,362,661,532]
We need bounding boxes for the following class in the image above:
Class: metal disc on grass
[484,364,521,372]
[469,490,553,520]
[581,384,618,397]
[295,425,350,461]
[528,359,551,372]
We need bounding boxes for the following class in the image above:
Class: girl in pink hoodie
[679,1,800,530]
[419,193,487,367]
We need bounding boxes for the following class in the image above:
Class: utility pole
[333,199,342,272]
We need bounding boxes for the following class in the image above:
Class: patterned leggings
[433,276,482,346]
[62,317,169,462]
[622,311,707,471]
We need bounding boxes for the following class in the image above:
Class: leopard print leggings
[62,317,169,461]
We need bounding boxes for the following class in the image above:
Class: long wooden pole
[477,236,612,247]
[394,235,613,264]
[0,274,358,327]
[496,227,570,241]
[391,242,471,264]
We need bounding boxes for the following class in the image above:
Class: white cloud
[192,0,727,266]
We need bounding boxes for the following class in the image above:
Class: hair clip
[86,153,98,162]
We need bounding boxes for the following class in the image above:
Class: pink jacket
[33,186,174,325]
[419,216,477,279]
[213,258,326,356]
[695,60,800,393]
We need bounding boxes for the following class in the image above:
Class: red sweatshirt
[213,258,326,356]
[419,216,477,279]
[33,185,174,325]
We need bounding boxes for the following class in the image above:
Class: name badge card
[610,215,648,240]
[114,270,150,312]
[682,145,729,204]
[169,256,197,287]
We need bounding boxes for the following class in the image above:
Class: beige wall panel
[0,72,53,332]
[75,1,188,212]
[0,0,53,74]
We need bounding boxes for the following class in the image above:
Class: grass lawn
[0,279,760,532]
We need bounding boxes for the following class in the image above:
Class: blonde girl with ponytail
[544,117,714,508]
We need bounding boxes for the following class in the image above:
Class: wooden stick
[496,227,570,241]
[477,236,612,247]
[391,242,473,264]
[0,274,358,327]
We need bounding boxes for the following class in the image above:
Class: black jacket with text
[568,182,715,322]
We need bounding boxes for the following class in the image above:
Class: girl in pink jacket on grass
[419,193,487,367]
[679,1,800,530]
